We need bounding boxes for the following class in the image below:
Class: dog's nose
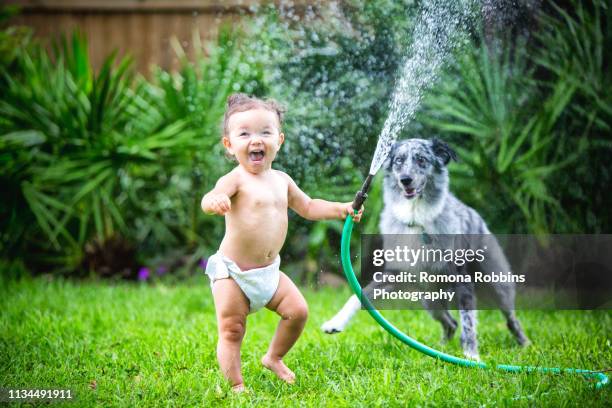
[400,176,413,186]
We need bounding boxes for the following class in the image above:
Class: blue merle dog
[322,138,530,360]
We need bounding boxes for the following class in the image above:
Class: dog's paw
[442,322,457,343]
[321,319,345,334]
[519,337,532,348]
[463,350,481,362]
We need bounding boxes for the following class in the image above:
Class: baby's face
[224,108,284,173]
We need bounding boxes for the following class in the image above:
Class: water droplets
[369,0,478,175]
[240,1,480,190]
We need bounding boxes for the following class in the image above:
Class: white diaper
[205,252,281,313]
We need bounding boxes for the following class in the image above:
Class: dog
[321,138,530,360]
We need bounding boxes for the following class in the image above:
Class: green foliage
[1,32,147,269]
[418,0,611,233]
[0,27,266,274]
[420,40,571,233]
[0,6,30,69]
[535,0,612,232]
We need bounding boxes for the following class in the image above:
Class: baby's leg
[212,278,250,390]
[262,272,308,383]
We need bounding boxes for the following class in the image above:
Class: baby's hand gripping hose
[344,181,609,389]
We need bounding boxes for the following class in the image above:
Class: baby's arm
[282,172,363,222]
[201,172,238,216]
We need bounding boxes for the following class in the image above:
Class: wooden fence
[5,1,310,74]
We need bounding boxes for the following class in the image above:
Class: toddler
[201,93,363,392]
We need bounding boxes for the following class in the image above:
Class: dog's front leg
[321,294,361,333]
[422,299,458,343]
[456,279,480,361]
[321,275,394,334]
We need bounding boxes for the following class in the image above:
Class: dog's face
[386,138,457,199]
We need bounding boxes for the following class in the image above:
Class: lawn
[1,276,610,407]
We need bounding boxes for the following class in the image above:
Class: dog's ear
[431,138,458,166]
[384,141,401,171]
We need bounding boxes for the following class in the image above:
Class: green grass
[1,276,610,407]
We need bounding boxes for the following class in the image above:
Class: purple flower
[199,258,208,270]
[138,267,150,281]
[156,266,167,276]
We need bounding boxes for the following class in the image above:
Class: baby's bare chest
[236,182,288,210]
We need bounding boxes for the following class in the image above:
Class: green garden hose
[340,215,609,389]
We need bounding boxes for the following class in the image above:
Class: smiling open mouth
[249,150,265,162]
[403,187,420,198]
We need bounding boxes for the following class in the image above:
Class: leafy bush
[418,0,611,234]
[1,32,148,272]
[535,0,611,232]
[0,27,266,276]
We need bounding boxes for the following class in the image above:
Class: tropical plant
[0,6,31,69]
[0,32,198,272]
[418,0,611,234]
[534,0,612,232]
[0,25,266,275]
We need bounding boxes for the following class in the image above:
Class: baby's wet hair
[222,93,285,136]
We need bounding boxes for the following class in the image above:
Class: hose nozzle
[352,173,374,211]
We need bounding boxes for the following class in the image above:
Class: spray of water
[369,0,477,175]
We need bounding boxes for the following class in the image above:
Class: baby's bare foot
[261,354,296,384]
[231,383,246,393]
